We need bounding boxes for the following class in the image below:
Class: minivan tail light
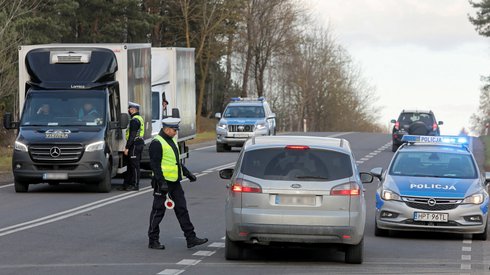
[330,182,360,196]
[285,145,310,150]
[432,122,438,131]
[231,178,262,193]
[394,121,400,130]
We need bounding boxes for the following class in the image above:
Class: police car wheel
[473,223,488,241]
[345,238,363,264]
[225,234,244,260]
[374,222,389,237]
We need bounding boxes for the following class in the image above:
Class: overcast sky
[307,0,490,135]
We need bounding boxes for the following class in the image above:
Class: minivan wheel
[14,179,29,193]
[473,222,488,240]
[345,238,363,264]
[225,234,244,260]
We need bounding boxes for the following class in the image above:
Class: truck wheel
[216,142,225,152]
[97,168,112,193]
[345,238,363,264]
[225,234,244,260]
[14,179,29,193]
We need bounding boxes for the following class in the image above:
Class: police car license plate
[234,133,249,138]
[43,173,68,180]
[414,212,448,222]
[275,195,316,206]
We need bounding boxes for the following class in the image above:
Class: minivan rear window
[241,148,353,181]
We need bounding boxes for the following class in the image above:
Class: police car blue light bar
[230,97,265,102]
[401,135,468,145]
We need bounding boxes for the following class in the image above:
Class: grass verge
[0,146,12,171]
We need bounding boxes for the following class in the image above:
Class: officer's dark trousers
[148,181,196,243]
[123,141,144,187]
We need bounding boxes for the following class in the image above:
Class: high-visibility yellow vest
[126,115,144,140]
[154,135,180,181]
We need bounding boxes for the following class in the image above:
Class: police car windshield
[20,90,106,127]
[240,148,353,181]
[223,106,265,118]
[389,151,477,179]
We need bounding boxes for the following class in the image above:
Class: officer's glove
[187,173,197,182]
[153,180,168,196]
[182,165,197,182]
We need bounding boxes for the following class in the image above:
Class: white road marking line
[176,259,201,266]
[221,236,225,240]
[193,145,216,151]
[462,246,472,252]
[193,250,215,256]
[208,242,225,248]
[356,161,364,164]
[157,269,185,275]
[460,263,471,270]
[462,239,472,244]
[0,183,13,189]
[360,158,370,161]
[461,255,471,260]
[0,161,235,238]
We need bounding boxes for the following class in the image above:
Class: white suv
[215,97,276,152]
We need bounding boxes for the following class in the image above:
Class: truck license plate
[234,133,249,138]
[43,173,68,180]
[414,212,448,222]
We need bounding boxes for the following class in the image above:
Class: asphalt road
[0,132,488,275]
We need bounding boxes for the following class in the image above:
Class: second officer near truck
[119,102,145,191]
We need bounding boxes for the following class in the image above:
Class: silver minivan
[219,136,373,263]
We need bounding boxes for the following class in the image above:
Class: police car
[371,135,490,240]
[215,97,276,152]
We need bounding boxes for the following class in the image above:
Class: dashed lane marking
[208,242,225,248]
[193,251,215,257]
[176,259,201,266]
[157,269,185,275]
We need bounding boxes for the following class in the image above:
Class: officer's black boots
[148,241,165,250]
[186,236,208,248]
[125,185,139,191]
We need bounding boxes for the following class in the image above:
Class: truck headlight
[86,141,105,152]
[217,122,227,130]
[14,141,28,152]
[381,189,400,201]
[463,193,484,204]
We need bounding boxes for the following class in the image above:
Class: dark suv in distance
[390,110,443,152]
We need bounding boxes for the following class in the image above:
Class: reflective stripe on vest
[126,115,145,140]
[154,135,180,182]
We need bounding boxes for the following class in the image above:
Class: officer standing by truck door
[119,102,144,191]
[147,117,208,249]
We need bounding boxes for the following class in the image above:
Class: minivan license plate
[275,195,315,206]
[414,212,448,222]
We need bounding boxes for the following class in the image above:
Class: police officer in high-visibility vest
[147,117,208,250]
[119,102,144,191]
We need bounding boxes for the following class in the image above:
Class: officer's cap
[162,117,181,130]
[128,102,140,110]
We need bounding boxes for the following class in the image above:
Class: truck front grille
[29,143,84,162]
[228,125,254,132]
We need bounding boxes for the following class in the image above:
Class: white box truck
[3,44,152,192]
[150,47,196,160]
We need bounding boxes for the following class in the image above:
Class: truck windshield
[20,90,106,127]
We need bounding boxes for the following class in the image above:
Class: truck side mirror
[269,113,276,119]
[390,119,396,123]
[215,113,222,119]
[3,112,18,130]
[119,113,130,129]
[171,108,180,118]
[438,121,444,125]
